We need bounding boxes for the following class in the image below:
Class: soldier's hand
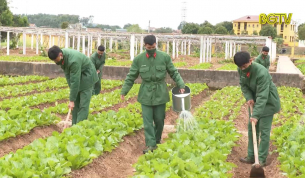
[97,70,100,74]
[247,100,254,107]
[69,101,75,111]
[121,95,125,100]
[250,118,258,125]
[179,88,185,93]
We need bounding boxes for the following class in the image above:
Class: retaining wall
[0,61,304,90]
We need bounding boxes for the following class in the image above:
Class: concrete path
[276,56,303,75]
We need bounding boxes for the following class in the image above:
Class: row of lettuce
[0,77,128,142]
[1,74,305,177]
[0,82,209,177]
[132,86,305,178]
[0,55,239,70]
[271,86,305,177]
[133,86,244,177]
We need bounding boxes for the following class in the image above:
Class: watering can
[171,85,191,112]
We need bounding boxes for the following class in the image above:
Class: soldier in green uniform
[90,45,106,95]
[48,46,98,125]
[255,46,270,70]
[234,51,281,167]
[120,35,185,154]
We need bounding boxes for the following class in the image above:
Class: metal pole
[23,32,26,55]
[172,40,176,59]
[7,32,10,55]
[130,35,135,60]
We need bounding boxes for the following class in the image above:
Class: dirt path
[226,104,285,178]
[70,90,210,178]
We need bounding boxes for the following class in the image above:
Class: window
[285,36,287,39]
[253,24,254,28]
[238,22,240,30]
[235,24,236,27]
[281,23,284,31]
[285,25,287,28]
[244,22,247,30]
[249,25,250,27]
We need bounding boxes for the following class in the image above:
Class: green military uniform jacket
[255,54,270,69]
[121,50,185,106]
[60,48,98,101]
[238,62,281,120]
[90,52,106,79]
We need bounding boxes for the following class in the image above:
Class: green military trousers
[72,87,93,125]
[141,104,166,147]
[92,77,102,95]
[247,107,273,163]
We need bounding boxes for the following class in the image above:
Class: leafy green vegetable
[0,75,49,86]
[0,108,60,141]
[133,86,244,177]
[271,86,305,177]
[0,82,208,177]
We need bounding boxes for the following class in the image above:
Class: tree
[253,30,258,35]
[155,27,173,33]
[259,24,277,39]
[298,26,305,40]
[0,0,13,26]
[26,14,80,28]
[200,20,214,29]
[216,21,233,32]
[127,24,143,33]
[182,23,200,34]
[12,15,29,27]
[298,23,305,31]
[241,30,248,35]
[61,22,69,29]
[198,27,213,34]
[123,23,132,29]
[274,38,284,53]
[215,26,228,34]
[79,17,90,26]
[178,21,186,30]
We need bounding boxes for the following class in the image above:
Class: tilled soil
[0,86,68,101]
[226,104,285,178]
[0,86,125,158]
[0,125,61,157]
[70,90,210,178]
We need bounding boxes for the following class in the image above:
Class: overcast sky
[8,0,305,30]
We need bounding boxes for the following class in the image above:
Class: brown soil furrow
[226,104,285,178]
[0,125,62,157]
[0,86,125,158]
[5,79,52,87]
[28,86,123,111]
[70,89,210,178]
[0,86,68,101]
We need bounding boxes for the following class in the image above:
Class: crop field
[0,74,303,178]
[0,50,277,71]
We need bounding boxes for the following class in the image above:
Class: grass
[216,63,237,71]
[173,62,187,68]
[189,63,212,70]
